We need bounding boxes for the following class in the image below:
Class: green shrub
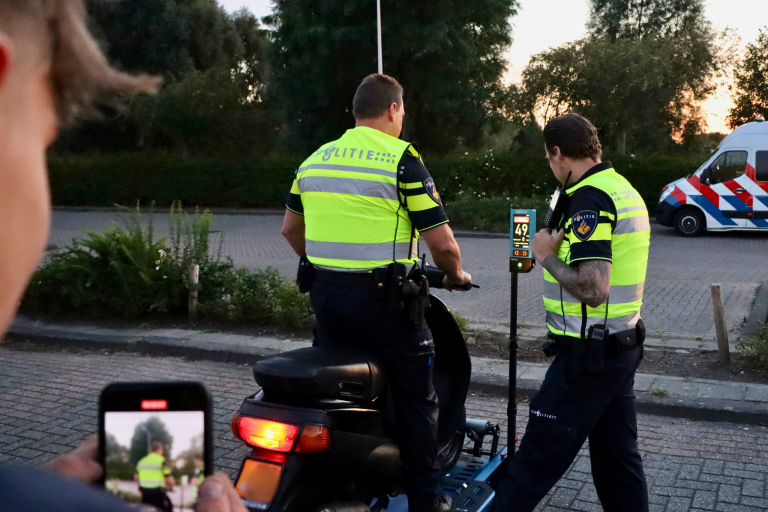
[737,323,768,372]
[48,149,708,212]
[445,195,550,233]
[22,204,313,329]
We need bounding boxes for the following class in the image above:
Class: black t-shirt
[565,162,617,265]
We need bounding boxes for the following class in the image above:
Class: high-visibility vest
[191,466,204,501]
[543,167,650,338]
[136,452,170,489]
[291,126,421,270]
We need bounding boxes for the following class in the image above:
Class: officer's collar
[569,161,613,188]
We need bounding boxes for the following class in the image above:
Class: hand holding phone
[99,382,213,511]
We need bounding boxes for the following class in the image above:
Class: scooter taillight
[237,416,299,452]
[295,425,332,453]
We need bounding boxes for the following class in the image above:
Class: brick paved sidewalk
[1,347,767,511]
[49,210,768,344]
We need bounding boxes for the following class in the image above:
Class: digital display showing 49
[512,216,530,248]
[509,209,536,261]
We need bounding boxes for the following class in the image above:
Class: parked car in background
[656,118,768,236]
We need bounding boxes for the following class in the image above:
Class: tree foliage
[86,0,242,80]
[265,0,518,153]
[509,0,732,154]
[130,417,174,466]
[59,1,272,156]
[587,0,704,40]
[727,28,768,128]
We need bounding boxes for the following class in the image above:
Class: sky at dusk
[219,0,768,134]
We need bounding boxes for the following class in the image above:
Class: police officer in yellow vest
[281,74,472,512]
[135,441,175,512]
[492,114,649,512]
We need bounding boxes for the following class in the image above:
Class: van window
[709,151,748,184]
[757,151,768,182]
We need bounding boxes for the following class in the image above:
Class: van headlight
[659,185,673,203]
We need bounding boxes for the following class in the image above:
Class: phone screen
[100,383,211,512]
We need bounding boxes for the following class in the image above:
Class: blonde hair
[0,0,161,126]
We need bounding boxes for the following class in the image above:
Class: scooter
[230,266,508,512]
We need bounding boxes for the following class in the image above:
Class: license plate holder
[235,458,283,508]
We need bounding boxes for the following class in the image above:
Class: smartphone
[99,382,213,511]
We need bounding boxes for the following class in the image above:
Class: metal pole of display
[508,268,518,444]
[376,0,383,74]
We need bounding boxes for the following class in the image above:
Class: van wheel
[674,208,705,237]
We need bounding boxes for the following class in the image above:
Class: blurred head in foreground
[0,0,159,336]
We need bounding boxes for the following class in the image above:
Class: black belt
[314,269,378,289]
[553,325,642,357]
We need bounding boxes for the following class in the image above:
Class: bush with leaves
[738,324,768,373]
[22,204,312,329]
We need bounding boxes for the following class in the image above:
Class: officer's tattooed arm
[540,257,611,308]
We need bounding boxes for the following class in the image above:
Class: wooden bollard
[710,283,730,365]
[189,264,199,322]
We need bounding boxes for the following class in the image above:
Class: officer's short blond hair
[0,0,160,126]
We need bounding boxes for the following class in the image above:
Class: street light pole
[376,0,383,74]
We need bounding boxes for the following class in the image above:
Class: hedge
[48,150,710,213]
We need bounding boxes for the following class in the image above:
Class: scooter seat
[253,347,387,402]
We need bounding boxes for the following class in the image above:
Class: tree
[587,0,705,40]
[105,434,133,481]
[508,0,732,154]
[727,28,768,128]
[265,0,519,153]
[86,0,243,81]
[130,417,174,467]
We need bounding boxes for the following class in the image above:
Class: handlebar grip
[425,266,446,289]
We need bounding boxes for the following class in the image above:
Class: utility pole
[377,0,383,74]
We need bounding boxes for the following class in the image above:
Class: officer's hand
[44,436,103,483]
[443,271,472,292]
[195,473,248,512]
[532,228,565,262]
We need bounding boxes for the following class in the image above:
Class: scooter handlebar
[425,266,478,291]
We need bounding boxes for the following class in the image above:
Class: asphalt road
[1,346,767,511]
[48,209,768,341]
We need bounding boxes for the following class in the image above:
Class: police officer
[281,74,472,512]
[491,113,649,512]
[135,441,175,512]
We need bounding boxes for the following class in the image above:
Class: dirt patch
[465,330,768,385]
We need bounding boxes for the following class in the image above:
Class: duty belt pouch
[636,319,646,345]
[296,256,315,294]
[371,267,389,301]
[586,324,608,373]
[386,263,407,314]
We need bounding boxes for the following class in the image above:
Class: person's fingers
[553,228,566,244]
[44,437,103,483]
[196,473,247,512]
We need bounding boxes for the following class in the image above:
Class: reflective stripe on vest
[297,126,419,270]
[136,452,168,489]
[544,168,650,337]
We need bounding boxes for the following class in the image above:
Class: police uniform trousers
[491,345,648,512]
[310,278,440,506]
[140,487,173,512]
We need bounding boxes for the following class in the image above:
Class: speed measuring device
[510,209,536,273]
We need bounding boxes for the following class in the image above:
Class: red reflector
[295,425,332,453]
[141,399,168,411]
[237,417,298,452]
[231,412,241,441]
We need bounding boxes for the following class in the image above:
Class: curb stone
[5,316,768,425]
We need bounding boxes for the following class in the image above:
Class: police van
[656,118,768,236]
